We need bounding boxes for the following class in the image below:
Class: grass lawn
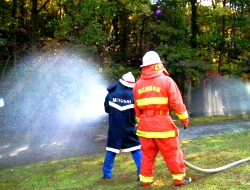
[0,130,249,190]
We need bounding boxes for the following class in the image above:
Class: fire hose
[184,158,250,173]
[182,125,250,173]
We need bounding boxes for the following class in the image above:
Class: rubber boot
[131,149,142,178]
[174,178,192,186]
[103,151,116,178]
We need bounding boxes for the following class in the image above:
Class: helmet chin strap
[163,68,169,76]
[122,78,135,84]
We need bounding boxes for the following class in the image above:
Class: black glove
[184,125,187,129]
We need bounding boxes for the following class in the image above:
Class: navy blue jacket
[104,81,141,153]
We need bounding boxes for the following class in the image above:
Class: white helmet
[119,72,135,88]
[140,51,162,68]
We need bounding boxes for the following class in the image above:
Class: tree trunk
[112,15,119,45]
[190,0,197,48]
[120,10,128,61]
[31,0,38,48]
[11,0,17,64]
[30,0,51,48]
[144,18,150,52]
[218,0,226,73]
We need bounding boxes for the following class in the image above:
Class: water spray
[2,51,108,131]
[0,50,109,167]
[0,98,4,108]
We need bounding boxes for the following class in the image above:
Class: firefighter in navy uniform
[102,72,142,179]
[133,51,191,187]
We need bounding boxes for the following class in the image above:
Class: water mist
[0,51,109,167]
[192,77,250,116]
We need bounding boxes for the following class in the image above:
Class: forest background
[0,0,249,114]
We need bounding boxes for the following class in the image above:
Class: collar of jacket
[140,63,169,79]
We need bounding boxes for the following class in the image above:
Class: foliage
[102,62,141,84]
[155,43,212,91]
[0,0,249,108]
[196,0,250,75]
[150,0,189,47]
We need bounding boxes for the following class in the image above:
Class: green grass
[0,115,249,189]
[0,131,249,190]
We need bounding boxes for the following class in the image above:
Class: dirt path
[0,121,249,168]
[178,121,250,140]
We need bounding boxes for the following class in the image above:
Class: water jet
[0,50,108,167]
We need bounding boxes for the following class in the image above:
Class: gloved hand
[181,118,189,129]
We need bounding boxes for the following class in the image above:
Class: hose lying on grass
[184,157,250,173]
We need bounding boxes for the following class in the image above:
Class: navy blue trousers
[102,149,142,178]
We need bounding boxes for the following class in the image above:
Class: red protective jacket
[133,63,189,138]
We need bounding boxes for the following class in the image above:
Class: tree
[30,0,51,47]
[0,0,249,89]
[190,0,198,48]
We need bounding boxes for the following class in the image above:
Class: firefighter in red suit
[133,51,191,187]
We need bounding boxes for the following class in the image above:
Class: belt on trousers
[141,110,169,115]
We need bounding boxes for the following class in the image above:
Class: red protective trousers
[139,136,186,184]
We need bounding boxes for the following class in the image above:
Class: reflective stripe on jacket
[133,63,188,138]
